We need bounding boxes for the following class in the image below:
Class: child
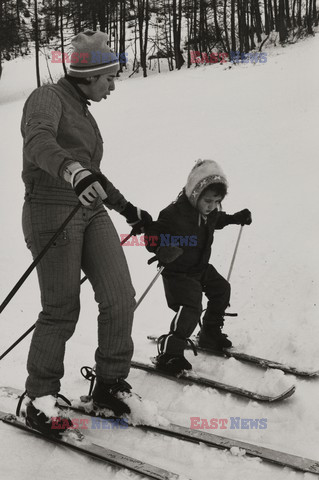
[145,159,252,375]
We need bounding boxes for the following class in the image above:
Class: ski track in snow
[0,34,319,479]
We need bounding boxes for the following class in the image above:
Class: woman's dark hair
[200,182,228,199]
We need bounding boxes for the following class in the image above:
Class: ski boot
[25,394,74,438]
[154,333,193,375]
[92,378,132,416]
[198,322,232,351]
[155,353,192,376]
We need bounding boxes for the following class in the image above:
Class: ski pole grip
[147,255,158,265]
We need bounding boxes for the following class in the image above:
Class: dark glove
[71,168,108,207]
[232,209,252,226]
[156,246,183,264]
[121,202,153,234]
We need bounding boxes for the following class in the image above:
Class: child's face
[197,191,223,215]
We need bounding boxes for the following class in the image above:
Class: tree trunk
[285,0,291,27]
[34,0,41,87]
[254,0,263,42]
[143,0,149,76]
[237,0,246,52]
[231,0,236,51]
[278,0,287,42]
[186,0,191,67]
[273,0,279,31]
[137,0,149,77]
[119,0,126,71]
[313,0,318,25]
[264,0,270,34]
[268,0,274,30]
[193,0,198,53]
[297,0,302,27]
[55,0,59,30]
[59,0,67,76]
[212,0,225,50]
[307,0,313,33]
[167,0,174,70]
[16,0,21,27]
[0,0,3,79]
[223,0,230,54]
[97,0,106,32]
[172,0,185,69]
[249,0,256,50]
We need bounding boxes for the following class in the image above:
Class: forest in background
[0,0,318,83]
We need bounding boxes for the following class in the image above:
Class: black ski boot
[155,333,193,375]
[155,353,192,375]
[25,395,74,438]
[198,325,232,351]
[92,378,132,416]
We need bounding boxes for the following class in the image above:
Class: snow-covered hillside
[0,34,318,480]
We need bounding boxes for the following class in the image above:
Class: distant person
[145,160,252,375]
[21,30,152,436]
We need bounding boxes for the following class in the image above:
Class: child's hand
[156,246,183,264]
[232,209,252,226]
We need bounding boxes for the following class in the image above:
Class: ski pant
[160,264,230,355]
[22,200,136,398]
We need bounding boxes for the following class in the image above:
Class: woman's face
[86,73,116,102]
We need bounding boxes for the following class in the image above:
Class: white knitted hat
[68,30,119,78]
[185,159,228,207]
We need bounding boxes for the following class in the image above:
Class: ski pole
[0,324,36,361]
[0,230,134,361]
[134,265,165,310]
[227,225,244,282]
[0,203,82,317]
[200,228,244,321]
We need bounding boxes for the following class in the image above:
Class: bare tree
[34,0,41,87]
[172,0,184,69]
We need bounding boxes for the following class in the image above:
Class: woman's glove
[64,162,107,206]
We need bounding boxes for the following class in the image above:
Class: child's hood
[185,159,228,208]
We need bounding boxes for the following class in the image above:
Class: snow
[0,34,319,479]
[33,395,59,418]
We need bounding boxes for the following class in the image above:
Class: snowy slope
[0,35,319,480]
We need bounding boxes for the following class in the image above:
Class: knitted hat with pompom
[68,30,119,78]
[185,159,228,208]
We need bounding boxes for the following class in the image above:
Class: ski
[0,409,183,480]
[1,386,318,475]
[59,401,319,475]
[147,334,319,378]
[131,360,296,402]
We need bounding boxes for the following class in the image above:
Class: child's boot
[198,316,232,351]
[154,333,192,375]
[155,353,192,375]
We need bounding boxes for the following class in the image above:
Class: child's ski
[147,334,319,377]
[131,360,296,402]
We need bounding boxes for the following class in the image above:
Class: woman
[21,30,152,436]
